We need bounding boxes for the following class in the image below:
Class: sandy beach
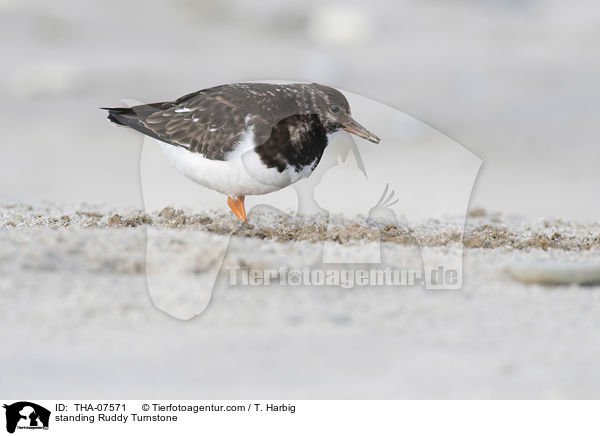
[2,0,600,402]
[2,203,600,398]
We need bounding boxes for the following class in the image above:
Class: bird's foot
[227,195,247,222]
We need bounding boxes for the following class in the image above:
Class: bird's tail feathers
[101,107,135,126]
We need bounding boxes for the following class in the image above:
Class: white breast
[156,129,317,198]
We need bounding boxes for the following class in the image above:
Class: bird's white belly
[158,142,311,197]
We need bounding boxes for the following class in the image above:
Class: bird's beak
[342,118,381,144]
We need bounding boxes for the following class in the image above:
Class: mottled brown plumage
[105,82,352,163]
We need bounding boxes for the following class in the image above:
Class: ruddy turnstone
[103,82,380,222]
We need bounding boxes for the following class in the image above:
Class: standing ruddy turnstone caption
[103,82,380,222]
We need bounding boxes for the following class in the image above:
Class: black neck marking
[254,114,329,173]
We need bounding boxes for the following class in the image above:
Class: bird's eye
[329,105,341,114]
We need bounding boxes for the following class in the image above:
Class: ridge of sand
[2,203,599,251]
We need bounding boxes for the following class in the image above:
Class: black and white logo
[3,402,50,434]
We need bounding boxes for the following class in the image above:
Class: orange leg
[227,195,247,222]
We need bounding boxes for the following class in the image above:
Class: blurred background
[3,0,600,400]
[1,0,599,218]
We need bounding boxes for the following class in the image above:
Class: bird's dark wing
[104,84,302,161]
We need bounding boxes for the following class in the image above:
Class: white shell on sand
[506,261,600,285]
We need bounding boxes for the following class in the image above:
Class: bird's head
[309,83,380,144]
